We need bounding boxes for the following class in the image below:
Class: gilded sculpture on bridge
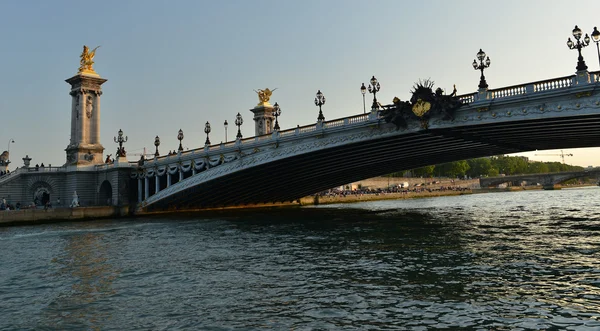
[379,79,462,130]
[78,45,100,75]
[254,88,277,106]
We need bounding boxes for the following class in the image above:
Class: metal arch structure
[134,71,600,212]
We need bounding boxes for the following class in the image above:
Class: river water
[1,187,600,330]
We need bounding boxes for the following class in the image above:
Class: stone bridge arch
[27,176,59,206]
[98,180,113,205]
[480,169,600,189]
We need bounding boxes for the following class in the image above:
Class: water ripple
[0,187,599,329]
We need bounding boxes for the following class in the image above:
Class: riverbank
[0,206,131,227]
[298,189,473,206]
[3,183,593,226]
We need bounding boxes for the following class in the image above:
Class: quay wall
[0,206,130,227]
[299,190,472,206]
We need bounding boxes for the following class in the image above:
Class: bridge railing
[24,166,66,172]
[457,70,600,104]
[0,167,25,183]
[142,71,600,169]
[143,112,377,168]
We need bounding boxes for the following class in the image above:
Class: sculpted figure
[71,191,80,208]
[254,88,278,105]
[86,95,93,118]
[0,151,8,165]
[78,45,100,73]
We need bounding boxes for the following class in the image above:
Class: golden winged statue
[78,45,101,75]
[254,88,278,106]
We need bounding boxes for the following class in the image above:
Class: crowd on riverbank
[318,185,471,198]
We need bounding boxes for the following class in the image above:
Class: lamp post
[315,90,326,122]
[177,129,184,152]
[360,83,367,113]
[273,102,281,130]
[114,129,128,157]
[567,25,590,71]
[224,120,228,142]
[591,27,600,69]
[368,76,381,110]
[235,113,243,139]
[6,138,14,164]
[154,135,160,157]
[472,49,491,89]
[204,121,211,145]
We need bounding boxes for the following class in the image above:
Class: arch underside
[144,112,600,211]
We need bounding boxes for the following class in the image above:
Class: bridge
[135,70,600,212]
[479,168,600,189]
[2,48,600,213]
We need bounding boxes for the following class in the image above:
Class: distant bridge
[479,168,600,189]
[134,70,600,212]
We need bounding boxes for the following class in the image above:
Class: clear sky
[1,0,600,169]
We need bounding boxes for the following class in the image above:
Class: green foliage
[385,155,585,178]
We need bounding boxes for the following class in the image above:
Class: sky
[1,0,600,169]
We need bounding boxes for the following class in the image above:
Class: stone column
[65,73,106,166]
[179,169,183,182]
[144,177,149,200]
[155,174,160,193]
[250,104,275,136]
[70,92,77,145]
[137,178,142,203]
[79,92,86,143]
[93,91,101,144]
[167,173,171,187]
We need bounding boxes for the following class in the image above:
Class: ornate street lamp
[224,120,228,142]
[114,129,128,157]
[235,113,243,139]
[472,49,491,89]
[177,129,184,152]
[273,102,281,130]
[315,90,326,122]
[360,83,367,114]
[204,121,211,145]
[368,76,381,110]
[6,138,14,164]
[567,25,590,71]
[154,135,160,156]
[591,27,600,69]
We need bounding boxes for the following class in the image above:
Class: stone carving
[86,95,93,118]
[84,151,94,161]
[78,45,100,74]
[0,151,8,166]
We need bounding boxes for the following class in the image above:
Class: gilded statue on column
[78,45,100,75]
[254,88,277,106]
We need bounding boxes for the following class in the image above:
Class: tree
[412,165,435,177]
[527,162,549,174]
[467,158,493,177]
[436,160,470,178]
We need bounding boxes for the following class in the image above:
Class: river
[1,187,599,330]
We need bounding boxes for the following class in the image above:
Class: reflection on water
[0,187,599,330]
[43,230,118,330]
